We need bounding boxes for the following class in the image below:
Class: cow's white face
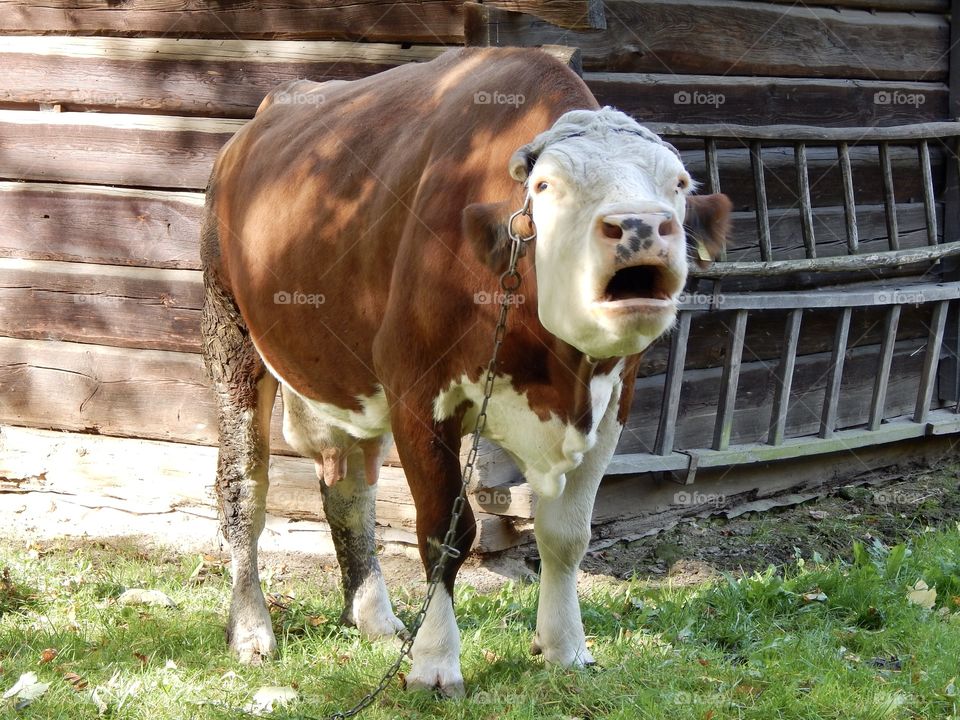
[511,108,694,359]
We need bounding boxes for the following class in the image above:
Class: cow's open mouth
[601,264,673,303]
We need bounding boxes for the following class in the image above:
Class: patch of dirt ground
[1,464,958,594]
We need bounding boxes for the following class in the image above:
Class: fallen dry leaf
[38,648,57,665]
[133,653,148,667]
[802,591,828,603]
[3,671,50,707]
[482,649,499,663]
[307,615,327,627]
[63,672,88,691]
[243,686,298,716]
[907,580,937,610]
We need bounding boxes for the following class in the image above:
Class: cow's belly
[433,363,624,499]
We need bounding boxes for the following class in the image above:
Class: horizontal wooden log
[0,426,522,551]
[0,182,204,269]
[0,110,239,189]
[588,73,949,127]
[752,0,947,12]
[0,37,444,118]
[466,1,949,80]
[619,339,931,455]
[0,0,465,43]
[650,120,960,142]
[0,258,202,352]
[483,0,606,30]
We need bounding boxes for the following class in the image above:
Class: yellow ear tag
[696,240,712,263]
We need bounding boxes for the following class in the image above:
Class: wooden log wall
[0,0,954,548]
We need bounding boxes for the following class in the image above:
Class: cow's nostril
[602,221,623,240]
[659,219,678,237]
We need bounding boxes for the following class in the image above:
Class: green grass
[2,527,960,719]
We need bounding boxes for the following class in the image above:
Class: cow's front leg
[531,384,623,667]
[390,405,475,698]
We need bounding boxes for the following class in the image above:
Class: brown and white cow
[201,47,730,696]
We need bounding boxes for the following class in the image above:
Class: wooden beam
[0,0,466,43]
[588,73,948,127]
[0,258,202,353]
[0,110,240,189]
[466,1,949,80]
[651,121,960,142]
[483,1,606,30]
[0,182,204,270]
[0,37,445,118]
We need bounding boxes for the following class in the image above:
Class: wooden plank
[795,143,816,258]
[0,426,521,552]
[0,37,445,118]
[819,307,852,439]
[839,142,859,254]
[0,258,202,353]
[869,305,902,431]
[759,0,947,11]
[915,300,950,422]
[620,339,932,455]
[690,241,960,279]
[588,74,948,127]
[751,141,772,261]
[0,182,204,269]
[919,140,940,246]
[712,309,747,451]
[467,1,949,80]
[0,110,240,189]
[768,309,802,446]
[679,281,960,311]
[653,311,690,455]
[879,142,900,250]
[0,1,466,43]
[651,121,960,142]
[484,0,606,29]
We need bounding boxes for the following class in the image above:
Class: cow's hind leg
[319,438,405,640]
[202,267,279,665]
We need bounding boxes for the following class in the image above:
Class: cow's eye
[535,181,549,193]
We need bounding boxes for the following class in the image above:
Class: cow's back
[205,48,597,406]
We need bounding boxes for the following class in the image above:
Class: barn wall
[0,0,955,548]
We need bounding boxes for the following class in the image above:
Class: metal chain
[316,194,535,720]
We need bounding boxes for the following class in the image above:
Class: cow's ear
[684,193,732,267]
[463,201,532,274]
[508,141,542,183]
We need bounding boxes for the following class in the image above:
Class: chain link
[316,193,535,720]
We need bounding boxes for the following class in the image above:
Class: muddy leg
[202,269,279,665]
[320,438,405,640]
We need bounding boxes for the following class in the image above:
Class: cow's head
[465,107,731,359]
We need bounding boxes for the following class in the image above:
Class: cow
[200,46,730,697]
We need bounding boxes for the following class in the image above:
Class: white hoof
[406,661,465,698]
[531,634,595,667]
[227,596,277,665]
[351,575,407,640]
